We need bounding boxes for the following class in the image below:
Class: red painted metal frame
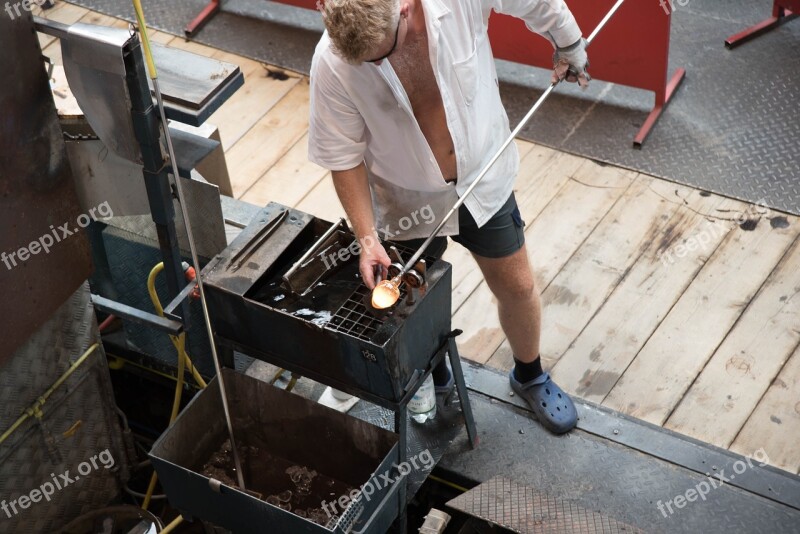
[724,0,798,49]
[185,0,220,36]
[187,0,684,146]
[487,0,683,147]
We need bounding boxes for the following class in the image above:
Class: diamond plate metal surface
[439,393,800,533]
[0,284,129,533]
[448,476,644,534]
[502,0,800,215]
[99,224,216,375]
[0,11,93,361]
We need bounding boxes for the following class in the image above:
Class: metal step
[447,476,643,534]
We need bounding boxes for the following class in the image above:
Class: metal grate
[332,490,367,532]
[328,285,390,341]
[447,476,645,534]
[326,243,436,342]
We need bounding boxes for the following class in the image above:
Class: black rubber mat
[63,0,800,214]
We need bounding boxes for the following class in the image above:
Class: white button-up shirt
[308,0,581,240]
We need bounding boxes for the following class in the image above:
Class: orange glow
[371,277,401,309]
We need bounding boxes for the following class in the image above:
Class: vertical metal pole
[448,336,478,449]
[125,40,189,323]
[131,0,246,489]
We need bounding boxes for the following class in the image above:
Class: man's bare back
[390,23,458,183]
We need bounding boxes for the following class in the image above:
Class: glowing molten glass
[371,277,401,309]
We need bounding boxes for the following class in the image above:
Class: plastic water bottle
[409,375,436,423]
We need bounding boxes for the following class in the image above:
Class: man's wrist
[558,37,583,51]
[356,231,381,249]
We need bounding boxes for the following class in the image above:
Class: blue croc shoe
[509,371,577,434]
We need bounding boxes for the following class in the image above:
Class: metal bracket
[229,209,288,272]
[91,294,184,336]
[163,278,199,323]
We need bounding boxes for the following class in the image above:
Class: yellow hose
[131,0,204,514]
[427,474,470,493]
[143,262,208,510]
[169,334,186,422]
[160,515,184,533]
[142,328,184,511]
[0,343,100,446]
[131,0,157,80]
[147,263,207,389]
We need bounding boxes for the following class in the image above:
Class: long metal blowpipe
[131,0,246,490]
[395,0,626,279]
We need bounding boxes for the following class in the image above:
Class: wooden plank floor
[39,6,800,475]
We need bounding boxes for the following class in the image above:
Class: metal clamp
[387,246,428,305]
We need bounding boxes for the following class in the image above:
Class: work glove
[552,38,590,88]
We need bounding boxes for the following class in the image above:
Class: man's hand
[552,38,590,87]
[359,237,391,290]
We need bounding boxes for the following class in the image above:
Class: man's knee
[499,274,536,303]
[474,248,537,302]
[488,265,537,303]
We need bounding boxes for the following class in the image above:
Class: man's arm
[332,163,391,289]
[308,51,389,288]
[482,0,589,85]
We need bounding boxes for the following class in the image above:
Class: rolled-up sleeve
[483,0,582,48]
[308,54,367,171]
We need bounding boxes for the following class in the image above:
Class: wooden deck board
[665,235,800,447]
[223,81,311,198]
[730,344,800,473]
[454,161,636,364]
[604,208,799,426]
[43,5,800,473]
[294,171,346,222]
[537,176,683,367]
[163,36,302,153]
[77,10,130,27]
[550,189,732,401]
[240,133,328,209]
[35,2,87,49]
[483,162,637,369]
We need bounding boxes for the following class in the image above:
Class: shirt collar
[420,0,450,21]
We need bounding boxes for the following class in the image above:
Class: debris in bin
[201,438,356,527]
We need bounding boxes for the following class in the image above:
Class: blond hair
[320,0,401,64]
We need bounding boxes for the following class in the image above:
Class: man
[309,0,589,434]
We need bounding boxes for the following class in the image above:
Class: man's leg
[473,245,577,434]
[451,193,576,434]
[470,243,541,366]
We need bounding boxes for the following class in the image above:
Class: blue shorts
[397,192,525,259]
